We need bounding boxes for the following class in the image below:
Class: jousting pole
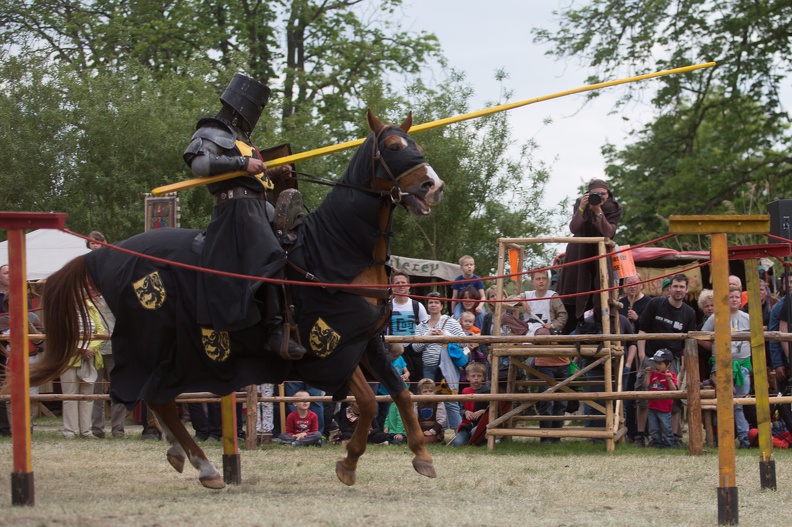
[152,62,716,196]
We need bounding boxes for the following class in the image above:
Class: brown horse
[26,109,444,489]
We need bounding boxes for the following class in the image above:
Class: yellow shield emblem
[201,328,231,362]
[309,318,340,358]
[132,271,166,310]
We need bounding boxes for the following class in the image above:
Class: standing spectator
[389,271,428,393]
[189,402,221,442]
[375,343,410,428]
[556,179,624,334]
[450,256,486,318]
[457,311,484,392]
[635,274,697,447]
[743,280,772,375]
[457,286,485,330]
[577,307,636,437]
[413,292,466,431]
[619,274,651,441]
[0,280,43,437]
[414,378,446,444]
[61,297,106,438]
[518,269,568,335]
[700,285,753,448]
[643,349,678,448]
[696,289,716,383]
[769,290,790,397]
[86,232,127,439]
[278,390,322,446]
[518,269,570,442]
[89,287,125,438]
[86,230,106,251]
[256,383,275,444]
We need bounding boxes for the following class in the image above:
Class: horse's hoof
[167,452,185,474]
[335,460,356,486]
[412,459,437,479]
[199,475,226,490]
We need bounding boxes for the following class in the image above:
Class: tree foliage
[0,0,442,141]
[0,0,563,274]
[386,72,566,276]
[534,0,792,247]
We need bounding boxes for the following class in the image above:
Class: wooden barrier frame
[487,236,622,451]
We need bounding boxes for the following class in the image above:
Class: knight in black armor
[183,73,305,360]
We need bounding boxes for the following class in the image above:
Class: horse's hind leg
[336,367,375,486]
[148,400,225,490]
[392,388,436,478]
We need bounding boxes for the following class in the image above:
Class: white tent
[0,229,90,280]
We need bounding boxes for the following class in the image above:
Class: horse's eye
[388,143,401,151]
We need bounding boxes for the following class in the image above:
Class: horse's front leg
[148,400,225,490]
[336,367,375,486]
[392,388,436,478]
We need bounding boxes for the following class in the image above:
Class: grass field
[0,420,788,526]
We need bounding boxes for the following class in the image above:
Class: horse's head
[366,109,444,215]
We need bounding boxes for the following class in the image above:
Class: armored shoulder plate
[190,118,237,150]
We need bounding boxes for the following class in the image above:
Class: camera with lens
[588,191,603,206]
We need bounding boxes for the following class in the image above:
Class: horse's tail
[25,257,92,390]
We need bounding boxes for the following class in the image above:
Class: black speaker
[767,199,792,243]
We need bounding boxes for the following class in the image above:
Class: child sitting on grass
[278,389,322,447]
[451,362,489,446]
[383,401,407,445]
[414,378,446,444]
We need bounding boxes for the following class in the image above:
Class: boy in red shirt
[450,362,489,446]
[643,349,678,448]
[278,389,322,446]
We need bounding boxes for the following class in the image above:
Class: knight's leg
[336,368,374,486]
[392,388,436,478]
[258,283,306,360]
[148,400,224,490]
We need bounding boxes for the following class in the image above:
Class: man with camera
[556,179,624,334]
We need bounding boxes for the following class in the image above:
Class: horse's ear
[367,108,385,134]
[398,112,412,133]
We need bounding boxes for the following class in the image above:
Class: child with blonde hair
[414,378,446,443]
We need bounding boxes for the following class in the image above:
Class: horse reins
[286,125,428,300]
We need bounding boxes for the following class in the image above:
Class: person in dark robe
[556,179,624,334]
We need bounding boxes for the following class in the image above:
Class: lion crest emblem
[132,271,166,310]
[201,328,231,362]
[309,317,340,358]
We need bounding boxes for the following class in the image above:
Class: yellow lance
[152,62,716,196]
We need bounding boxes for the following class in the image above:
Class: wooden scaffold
[486,236,625,452]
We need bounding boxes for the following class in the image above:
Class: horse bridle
[286,125,428,205]
[369,124,429,205]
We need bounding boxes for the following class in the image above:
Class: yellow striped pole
[221,393,241,485]
[152,62,716,196]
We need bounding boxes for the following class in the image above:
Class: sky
[398,1,687,212]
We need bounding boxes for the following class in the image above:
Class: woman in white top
[413,292,465,430]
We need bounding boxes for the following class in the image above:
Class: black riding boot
[260,284,306,361]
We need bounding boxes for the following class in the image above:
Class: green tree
[0,0,441,140]
[386,71,566,276]
[534,0,792,247]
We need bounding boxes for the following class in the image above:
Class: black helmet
[219,74,271,133]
